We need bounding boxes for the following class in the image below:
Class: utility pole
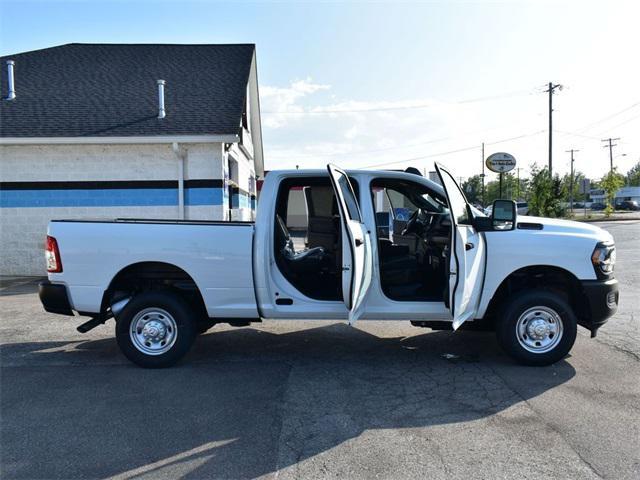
[481,142,485,207]
[601,138,620,173]
[565,149,579,212]
[545,82,563,175]
[516,167,521,200]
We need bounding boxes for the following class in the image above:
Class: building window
[229,156,239,186]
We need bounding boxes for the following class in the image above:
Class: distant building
[1,43,264,275]
[589,186,640,204]
[615,186,640,203]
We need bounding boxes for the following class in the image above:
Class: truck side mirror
[492,199,517,231]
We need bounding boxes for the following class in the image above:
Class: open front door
[435,163,485,330]
[327,164,373,324]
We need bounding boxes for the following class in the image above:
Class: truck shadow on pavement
[1,324,576,479]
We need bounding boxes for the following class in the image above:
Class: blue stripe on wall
[0,187,224,208]
[184,188,223,206]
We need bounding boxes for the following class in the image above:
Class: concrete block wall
[228,145,257,221]
[0,142,231,275]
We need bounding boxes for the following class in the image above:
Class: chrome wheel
[515,306,564,354]
[129,308,178,355]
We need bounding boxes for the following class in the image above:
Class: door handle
[355,238,363,247]
[465,242,474,251]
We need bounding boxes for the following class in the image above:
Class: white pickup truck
[39,164,618,368]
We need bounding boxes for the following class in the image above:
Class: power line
[575,101,640,133]
[362,145,480,169]
[261,88,536,115]
[360,130,544,169]
[544,82,563,175]
[543,102,640,142]
[271,121,535,160]
[554,129,601,141]
[601,138,621,173]
[595,112,640,135]
[565,149,579,212]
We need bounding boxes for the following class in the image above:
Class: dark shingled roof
[0,43,255,137]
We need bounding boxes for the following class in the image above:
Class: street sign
[579,178,590,194]
[486,152,516,173]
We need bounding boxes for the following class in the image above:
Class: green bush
[528,165,564,218]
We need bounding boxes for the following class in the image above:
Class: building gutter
[172,142,187,220]
[0,134,239,145]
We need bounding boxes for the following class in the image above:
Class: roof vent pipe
[157,79,166,119]
[6,60,16,100]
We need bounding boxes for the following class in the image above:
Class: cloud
[262,93,485,169]
[260,78,330,128]
[259,78,597,179]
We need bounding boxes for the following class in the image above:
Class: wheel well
[103,262,207,319]
[484,265,588,325]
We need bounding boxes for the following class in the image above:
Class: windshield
[470,205,486,217]
[417,192,446,212]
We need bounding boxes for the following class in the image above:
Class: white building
[589,186,640,204]
[0,43,263,275]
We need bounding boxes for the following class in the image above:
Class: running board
[77,317,107,333]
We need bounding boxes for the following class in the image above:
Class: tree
[461,175,483,205]
[482,172,528,205]
[626,161,640,186]
[528,165,564,218]
[560,170,586,204]
[600,169,625,216]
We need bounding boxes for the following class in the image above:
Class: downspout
[172,142,186,219]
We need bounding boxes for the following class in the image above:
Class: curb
[572,216,640,223]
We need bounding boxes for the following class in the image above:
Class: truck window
[274,176,359,301]
[437,170,470,225]
[370,178,450,303]
[336,174,362,222]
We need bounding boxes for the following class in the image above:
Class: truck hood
[518,215,614,243]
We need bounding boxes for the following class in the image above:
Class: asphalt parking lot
[1,221,639,479]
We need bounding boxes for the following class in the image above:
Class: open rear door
[435,163,485,330]
[327,164,372,324]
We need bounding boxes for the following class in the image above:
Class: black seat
[303,186,340,252]
[378,239,421,287]
[275,215,329,273]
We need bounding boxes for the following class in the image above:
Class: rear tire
[116,291,197,368]
[496,289,577,366]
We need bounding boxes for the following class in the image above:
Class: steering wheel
[401,209,422,236]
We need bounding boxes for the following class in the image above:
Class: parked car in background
[616,200,639,211]
[591,202,606,211]
[516,202,529,215]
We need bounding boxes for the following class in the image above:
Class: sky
[1,0,638,183]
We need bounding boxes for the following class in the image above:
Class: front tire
[496,289,577,366]
[116,291,197,368]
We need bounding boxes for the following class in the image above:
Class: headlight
[591,242,616,277]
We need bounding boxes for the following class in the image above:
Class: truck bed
[48,218,258,318]
[52,218,254,225]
